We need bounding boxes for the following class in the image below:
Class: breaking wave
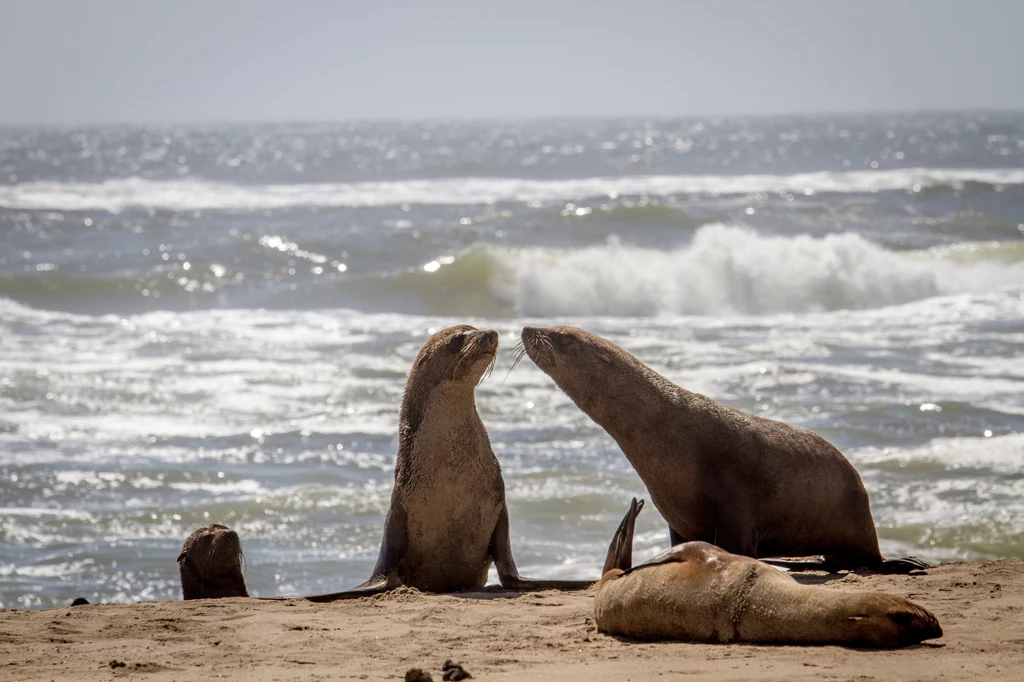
[2,167,1023,212]
[371,225,1024,317]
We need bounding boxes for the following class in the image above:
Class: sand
[2,560,1022,682]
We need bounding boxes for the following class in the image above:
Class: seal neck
[580,367,681,440]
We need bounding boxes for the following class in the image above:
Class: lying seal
[521,325,926,573]
[305,325,594,601]
[177,524,249,600]
[594,498,942,647]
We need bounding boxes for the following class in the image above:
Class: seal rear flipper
[603,497,645,574]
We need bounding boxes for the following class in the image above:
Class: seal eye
[448,333,466,352]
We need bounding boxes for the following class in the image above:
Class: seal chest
[396,377,505,591]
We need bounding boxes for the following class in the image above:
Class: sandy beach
[2,560,1022,682]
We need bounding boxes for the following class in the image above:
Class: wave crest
[2,168,1023,212]
[406,226,1024,317]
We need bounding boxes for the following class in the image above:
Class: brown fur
[373,325,503,592]
[177,524,249,600]
[522,325,918,571]
[358,325,592,595]
[594,501,942,647]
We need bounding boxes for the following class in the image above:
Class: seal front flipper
[366,500,409,585]
[760,556,829,572]
[761,554,930,574]
[668,525,686,547]
[490,502,594,591]
[874,556,931,574]
[603,498,644,574]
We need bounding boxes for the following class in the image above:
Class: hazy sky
[1,0,1022,123]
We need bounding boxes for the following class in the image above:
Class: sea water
[1,114,1023,607]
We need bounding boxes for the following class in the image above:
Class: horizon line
[1,107,1022,129]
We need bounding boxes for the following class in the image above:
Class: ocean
[1,113,1022,608]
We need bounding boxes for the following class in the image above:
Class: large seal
[520,325,926,573]
[306,325,594,601]
[594,498,942,647]
[177,524,249,600]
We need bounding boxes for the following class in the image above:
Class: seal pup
[177,524,250,600]
[520,325,927,574]
[306,325,594,601]
[594,498,942,647]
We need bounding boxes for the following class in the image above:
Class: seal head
[177,524,249,600]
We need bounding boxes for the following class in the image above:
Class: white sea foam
[855,433,1024,475]
[487,225,1024,316]
[2,167,1023,212]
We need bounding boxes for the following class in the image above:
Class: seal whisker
[503,341,528,385]
[479,352,497,386]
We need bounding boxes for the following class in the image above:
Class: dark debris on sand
[442,659,472,681]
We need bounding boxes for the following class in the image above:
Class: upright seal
[521,325,926,573]
[306,325,594,601]
[594,498,942,647]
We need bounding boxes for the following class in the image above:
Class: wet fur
[523,326,925,572]
[177,524,249,600]
[595,500,942,647]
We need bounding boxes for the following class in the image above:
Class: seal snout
[520,326,544,348]
[211,529,243,564]
[479,329,499,353]
[520,326,554,365]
